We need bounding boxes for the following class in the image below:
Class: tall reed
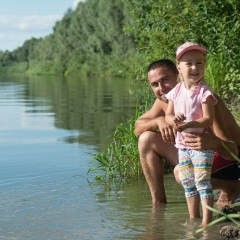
[89,108,141,180]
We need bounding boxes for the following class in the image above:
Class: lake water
[0,75,232,240]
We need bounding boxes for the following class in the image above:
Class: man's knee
[138,131,159,150]
[174,165,181,185]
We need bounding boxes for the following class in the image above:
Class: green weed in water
[196,204,240,234]
[89,108,142,181]
[196,150,240,234]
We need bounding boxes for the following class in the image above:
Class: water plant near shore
[89,109,140,180]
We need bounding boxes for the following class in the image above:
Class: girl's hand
[176,122,189,132]
[173,113,186,124]
[173,113,186,131]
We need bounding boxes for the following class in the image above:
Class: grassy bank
[90,63,240,181]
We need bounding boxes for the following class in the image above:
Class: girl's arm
[166,101,186,130]
[178,95,215,130]
[165,101,176,126]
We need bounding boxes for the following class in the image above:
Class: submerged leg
[192,150,214,226]
[138,131,178,204]
[179,149,200,218]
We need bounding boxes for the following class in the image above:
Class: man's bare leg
[211,178,240,206]
[174,165,240,206]
[138,131,178,204]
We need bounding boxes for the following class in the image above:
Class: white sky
[0,0,84,51]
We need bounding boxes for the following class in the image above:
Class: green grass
[88,108,142,181]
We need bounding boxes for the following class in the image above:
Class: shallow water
[0,75,230,240]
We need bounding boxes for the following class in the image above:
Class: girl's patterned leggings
[178,149,214,200]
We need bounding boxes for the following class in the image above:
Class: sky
[0,0,84,52]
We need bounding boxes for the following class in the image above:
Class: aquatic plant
[196,151,240,236]
[196,204,240,234]
[89,108,142,180]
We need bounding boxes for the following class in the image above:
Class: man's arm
[184,131,237,159]
[134,99,175,143]
[217,95,240,146]
[210,95,238,158]
[134,99,166,137]
[184,96,238,160]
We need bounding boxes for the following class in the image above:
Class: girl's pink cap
[176,41,207,60]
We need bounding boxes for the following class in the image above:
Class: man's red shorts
[211,146,240,180]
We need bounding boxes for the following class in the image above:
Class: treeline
[0,0,136,77]
[1,0,240,99]
[125,0,240,99]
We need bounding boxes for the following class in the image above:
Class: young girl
[165,41,217,227]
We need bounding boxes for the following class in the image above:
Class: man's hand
[183,129,216,150]
[158,120,175,143]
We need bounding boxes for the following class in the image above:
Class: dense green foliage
[89,113,140,180]
[125,0,240,99]
[0,0,136,77]
[93,0,240,180]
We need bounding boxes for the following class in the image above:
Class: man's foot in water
[216,180,240,206]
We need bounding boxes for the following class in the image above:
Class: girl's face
[177,50,206,89]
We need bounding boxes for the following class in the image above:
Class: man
[135,59,240,206]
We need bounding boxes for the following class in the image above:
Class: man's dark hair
[147,59,178,75]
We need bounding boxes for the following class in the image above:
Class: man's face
[148,66,178,101]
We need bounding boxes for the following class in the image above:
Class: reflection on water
[90,175,228,240]
[0,75,228,240]
[1,75,137,147]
